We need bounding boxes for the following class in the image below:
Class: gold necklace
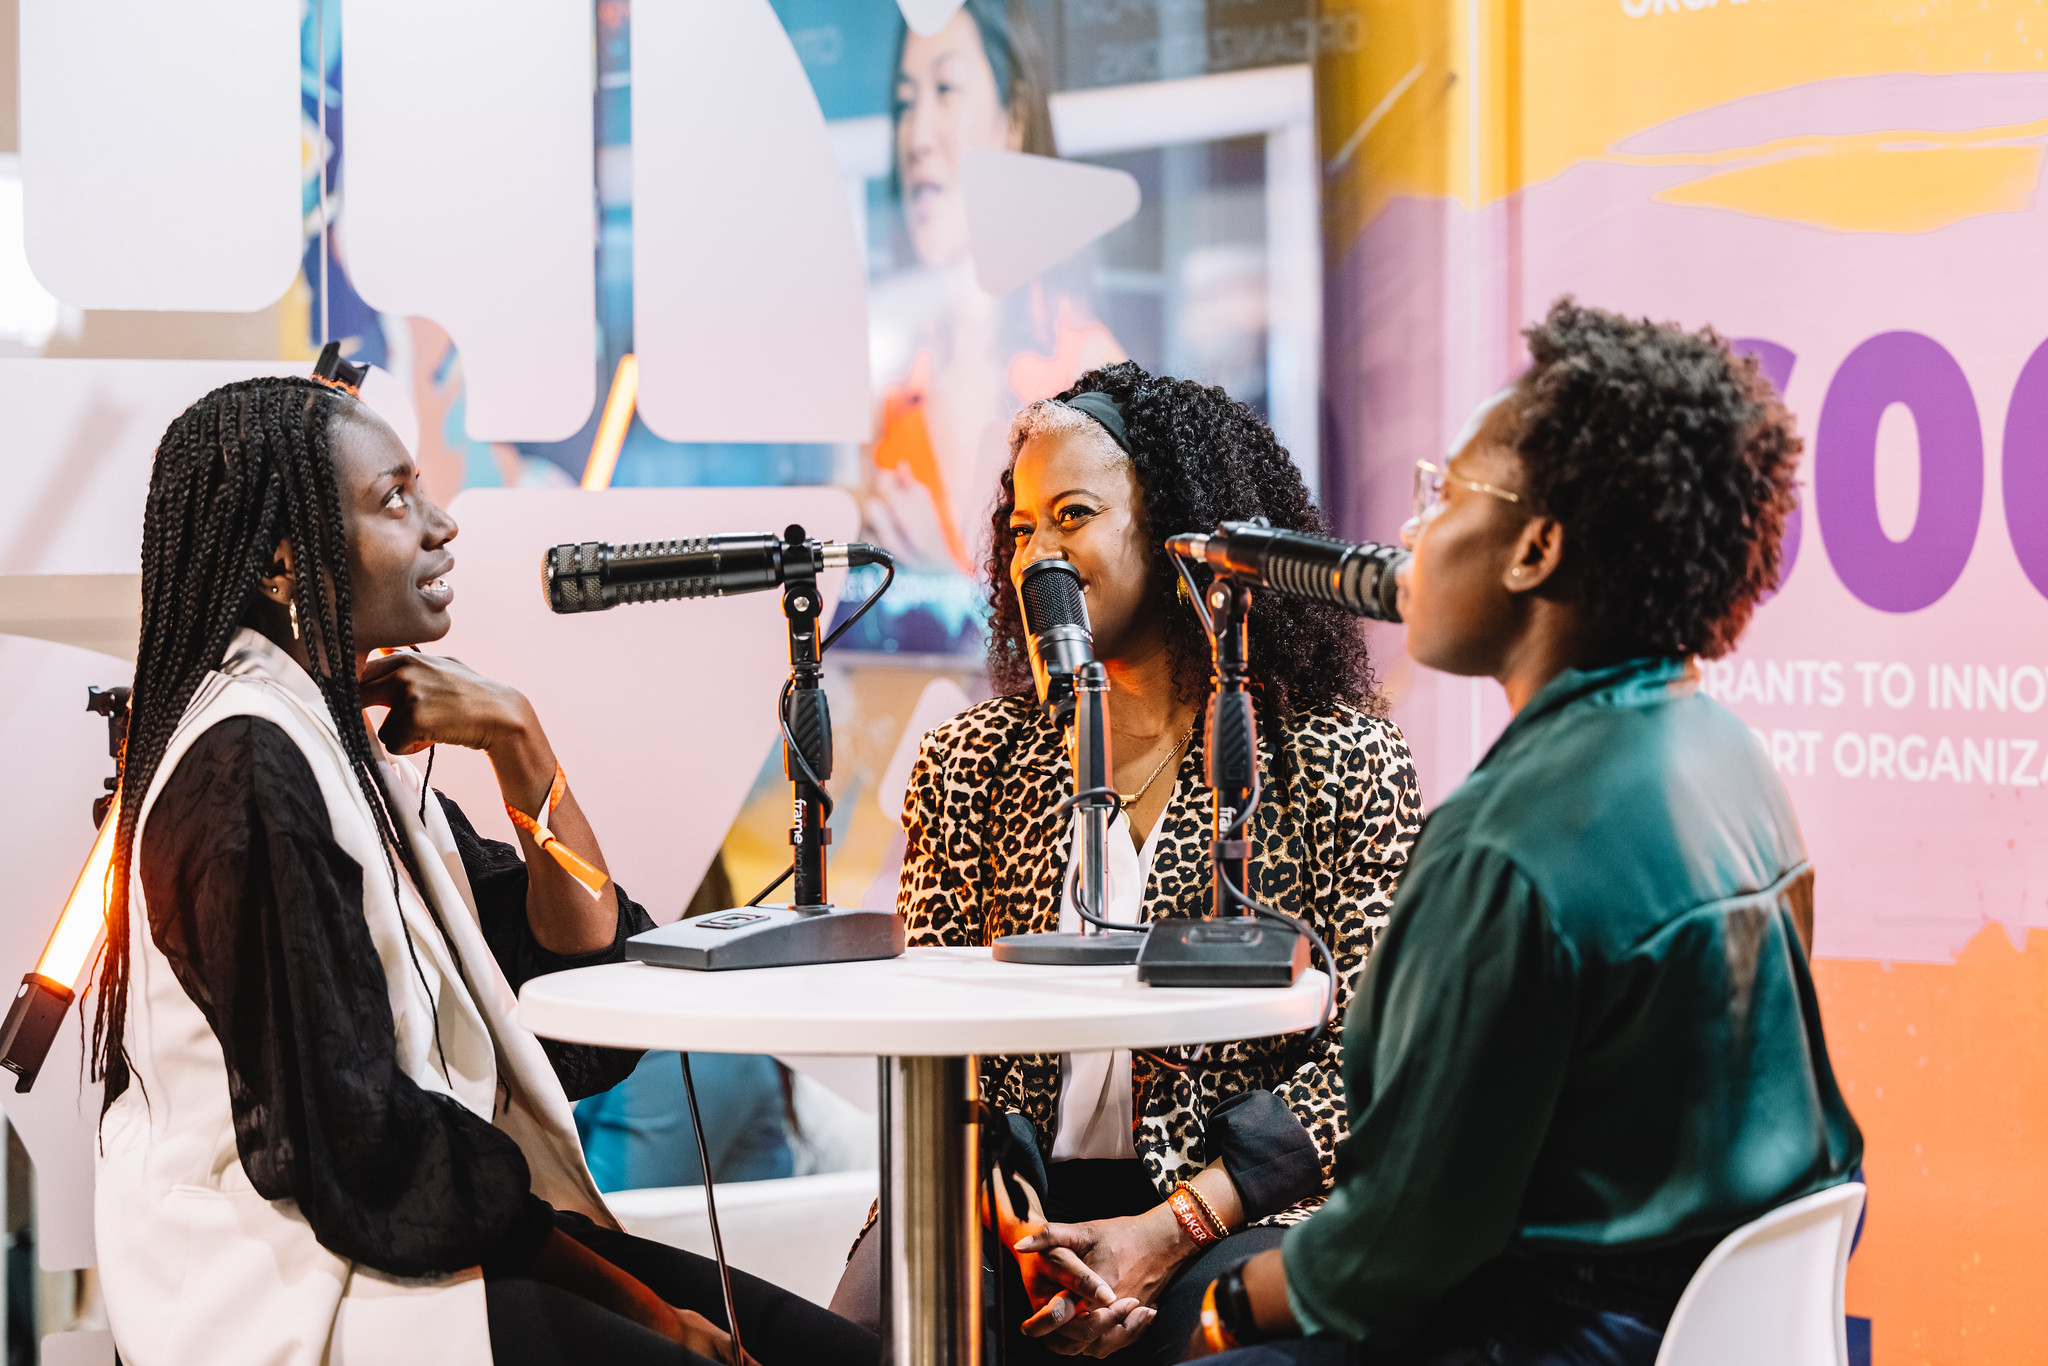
[1119,718,1197,809]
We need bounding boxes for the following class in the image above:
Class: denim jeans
[1205,1255,1668,1366]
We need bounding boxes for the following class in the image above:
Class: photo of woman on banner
[854,0,1125,651]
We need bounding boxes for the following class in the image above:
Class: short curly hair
[1507,299,1801,660]
[984,361,1378,717]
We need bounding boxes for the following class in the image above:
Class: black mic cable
[1167,552,1339,1059]
[674,548,896,1366]
[680,1053,745,1366]
[741,550,897,908]
[1018,558,1145,934]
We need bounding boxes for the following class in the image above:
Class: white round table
[520,946,1328,1366]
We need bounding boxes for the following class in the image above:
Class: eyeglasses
[1406,458,1522,535]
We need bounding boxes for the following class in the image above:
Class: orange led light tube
[581,353,639,491]
[0,797,118,1091]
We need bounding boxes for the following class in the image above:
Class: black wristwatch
[1216,1264,1269,1346]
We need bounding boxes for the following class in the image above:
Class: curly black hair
[1507,299,1801,660]
[983,361,1377,717]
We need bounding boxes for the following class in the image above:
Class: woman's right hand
[988,1166,1128,1337]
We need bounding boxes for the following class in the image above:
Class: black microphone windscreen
[1019,558,1088,635]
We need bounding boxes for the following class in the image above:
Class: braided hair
[96,377,436,1103]
[983,361,1379,719]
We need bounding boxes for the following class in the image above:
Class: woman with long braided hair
[95,375,877,1366]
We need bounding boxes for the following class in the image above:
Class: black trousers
[485,1211,880,1366]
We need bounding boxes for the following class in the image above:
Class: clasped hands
[990,1170,1196,1357]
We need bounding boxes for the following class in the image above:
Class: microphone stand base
[626,905,905,972]
[1135,917,1307,987]
[992,931,1145,966]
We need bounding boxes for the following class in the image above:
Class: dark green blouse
[1283,658,1862,1344]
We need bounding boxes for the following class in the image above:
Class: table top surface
[517,946,1329,1056]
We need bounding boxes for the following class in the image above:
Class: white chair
[605,1168,880,1308]
[1655,1182,1866,1366]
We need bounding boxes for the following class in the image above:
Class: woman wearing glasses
[832,362,1423,1361]
[1184,300,1862,1363]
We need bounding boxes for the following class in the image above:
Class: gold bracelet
[1200,1278,1240,1353]
[1183,1179,1230,1239]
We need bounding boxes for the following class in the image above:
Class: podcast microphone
[1167,521,1409,622]
[1017,557,1094,722]
[992,556,1143,966]
[543,531,887,613]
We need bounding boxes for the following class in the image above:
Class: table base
[881,1055,982,1366]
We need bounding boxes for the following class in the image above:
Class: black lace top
[135,714,654,1279]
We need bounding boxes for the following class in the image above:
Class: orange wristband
[504,764,608,900]
[1169,1183,1221,1250]
[1200,1277,1240,1352]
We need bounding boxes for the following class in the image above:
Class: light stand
[0,685,131,1090]
[1136,573,1308,987]
[992,658,1145,965]
[626,525,904,971]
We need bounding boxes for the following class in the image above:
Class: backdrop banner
[1318,3,2048,1359]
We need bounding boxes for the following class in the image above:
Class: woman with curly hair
[831,362,1423,1361]
[1184,301,1862,1364]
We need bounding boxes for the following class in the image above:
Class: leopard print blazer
[896,692,1422,1226]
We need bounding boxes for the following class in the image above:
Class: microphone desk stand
[1136,575,1308,987]
[626,524,905,971]
[992,660,1145,966]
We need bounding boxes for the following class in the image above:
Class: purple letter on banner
[1816,332,1982,613]
[2002,336,2048,600]
[1732,338,1799,588]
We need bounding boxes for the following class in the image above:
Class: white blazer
[97,630,617,1366]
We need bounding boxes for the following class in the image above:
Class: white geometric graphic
[896,0,968,37]
[963,149,1142,297]
[632,0,871,443]
[343,0,596,443]
[19,0,300,311]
